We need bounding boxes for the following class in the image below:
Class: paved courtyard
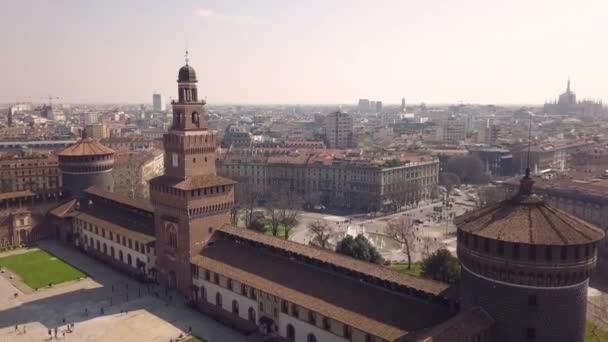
[0,241,259,342]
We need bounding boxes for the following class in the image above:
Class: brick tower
[456,170,604,342]
[150,54,235,296]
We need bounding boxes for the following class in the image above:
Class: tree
[386,216,417,270]
[308,220,333,248]
[421,249,461,284]
[445,156,489,184]
[233,183,260,229]
[439,172,460,197]
[281,207,300,240]
[336,234,384,264]
[264,191,301,239]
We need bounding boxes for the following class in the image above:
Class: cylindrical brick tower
[456,172,604,342]
[57,136,115,199]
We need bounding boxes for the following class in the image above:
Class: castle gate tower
[456,172,604,342]
[57,135,115,198]
[150,55,235,296]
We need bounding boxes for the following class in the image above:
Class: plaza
[0,240,258,342]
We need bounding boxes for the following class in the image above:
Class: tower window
[526,328,536,340]
[545,246,552,261]
[528,295,538,307]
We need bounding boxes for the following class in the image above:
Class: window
[205,270,210,281]
[307,334,317,342]
[248,307,256,323]
[286,324,295,341]
[215,292,222,307]
[323,317,331,330]
[213,273,219,284]
[232,300,239,315]
[201,286,206,301]
[528,295,538,307]
[227,279,233,291]
[526,328,536,340]
[281,301,288,314]
[308,311,316,324]
[291,304,299,317]
[343,325,353,340]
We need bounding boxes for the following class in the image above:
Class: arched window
[216,292,222,307]
[286,324,295,341]
[201,286,206,301]
[322,317,331,330]
[232,300,239,315]
[248,307,256,323]
[96,240,100,250]
[127,254,132,266]
[119,250,123,262]
[103,243,107,254]
[192,112,199,124]
[110,246,115,258]
[307,333,317,342]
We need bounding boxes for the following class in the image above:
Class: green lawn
[586,321,608,342]
[183,337,206,342]
[0,250,86,289]
[261,220,287,238]
[391,262,423,277]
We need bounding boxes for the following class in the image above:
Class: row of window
[199,268,377,342]
[459,231,595,261]
[83,234,144,269]
[151,184,228,198]
[79,219,148,255]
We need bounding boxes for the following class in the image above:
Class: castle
[38,61,604,342]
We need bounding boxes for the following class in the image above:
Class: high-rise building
[152,93,166,112]
[401,97,406,112]
[357,98,370,113]
[324,110,354,149]
[436,115,466,144]
[149,60,235,294]
[376,100,383,113]
[85,123,109,140]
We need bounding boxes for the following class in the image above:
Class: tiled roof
[0,190,34,201]
[215,225,452,296]
[150,174,236,190]
[396,307,494,342]
[57,138,115,156]
[48,199,78,218]
[75,212,155,244]
[84,186,154,212]
[194,235,452,341]
[456,192,605,245]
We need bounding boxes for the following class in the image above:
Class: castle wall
[461,266,587,342]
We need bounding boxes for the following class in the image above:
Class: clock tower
[150,54,235,296]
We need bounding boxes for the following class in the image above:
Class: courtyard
[0,241,259,342]
[0,249,86,290]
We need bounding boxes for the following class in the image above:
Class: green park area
[390,262,423,277]
[0,250,86,289]
[586,321,608,342]
[184,337,206,342]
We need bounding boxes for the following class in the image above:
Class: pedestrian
[23,325,26,334]
[54,327,58,338]
[62,331,65,338]
[14,324,18,332]
[48,328,51,337]
[62,318,66,324]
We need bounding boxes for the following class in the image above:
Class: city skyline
[1,0,607,105]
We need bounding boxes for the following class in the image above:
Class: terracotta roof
[396,307,494,342]
[75,212,155,243]
[57,138,115,156]
[0,190,34,201]
[456,191,605,245]
[194,236,452,341]
[48,199,78,218]
[215,225,452,296]
[150,174,236,190]
[84,186,154,212]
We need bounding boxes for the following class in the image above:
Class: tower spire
[184,50,189,65]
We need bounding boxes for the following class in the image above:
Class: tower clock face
[172,153,178,167]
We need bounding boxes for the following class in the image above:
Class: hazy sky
[1,0,606,105]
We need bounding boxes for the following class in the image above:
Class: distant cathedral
[544,78,605,116]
